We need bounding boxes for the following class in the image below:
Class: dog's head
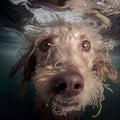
[10,22,120,117]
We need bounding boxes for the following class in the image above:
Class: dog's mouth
[51,96,79,116]
[54,97,78,107]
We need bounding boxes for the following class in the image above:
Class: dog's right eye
[80,40,90,52]
[39,39,52,52]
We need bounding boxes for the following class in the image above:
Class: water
[0,31,36,120]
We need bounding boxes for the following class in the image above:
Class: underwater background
[0,0,120,120]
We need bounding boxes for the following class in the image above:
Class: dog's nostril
[74,83,81,89]
[55,82,67,92]
[58,82,67,90]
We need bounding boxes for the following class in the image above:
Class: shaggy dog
[1,0,119,120]
[10,20,120,120]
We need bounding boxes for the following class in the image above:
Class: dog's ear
[10,45,37,83]
[93,61,120,83]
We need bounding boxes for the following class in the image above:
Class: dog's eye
[39,39,52,52]
[81,40,90,51]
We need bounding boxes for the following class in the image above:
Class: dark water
[0,31,120,120]
[0,31,36,120]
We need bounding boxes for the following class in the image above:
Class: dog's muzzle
[51,71,84,115]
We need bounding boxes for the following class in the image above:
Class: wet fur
[10,21,120,120]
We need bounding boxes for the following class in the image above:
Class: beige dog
[10,20,120,120]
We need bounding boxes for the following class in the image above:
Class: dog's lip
[55,99,78,107]
[53,96,79,107]
[51,97,79,116]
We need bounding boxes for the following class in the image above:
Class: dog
[10,19,120,120]
[1,0,119,120]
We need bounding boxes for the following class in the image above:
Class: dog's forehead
[42,24,102,42]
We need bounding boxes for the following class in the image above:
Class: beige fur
[10,21,120,120]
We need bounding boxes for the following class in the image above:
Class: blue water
[0,31,120,120]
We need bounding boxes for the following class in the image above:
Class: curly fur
[10,20,120,120]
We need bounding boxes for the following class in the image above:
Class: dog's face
[33,25,105,115]
[11,23,119,116]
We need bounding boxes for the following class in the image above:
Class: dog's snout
[54,72,84,97]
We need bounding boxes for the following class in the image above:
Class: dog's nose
[54,71,84,97]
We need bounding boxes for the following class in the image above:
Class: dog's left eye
[39,39,52,52]
[81,40,90,51]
